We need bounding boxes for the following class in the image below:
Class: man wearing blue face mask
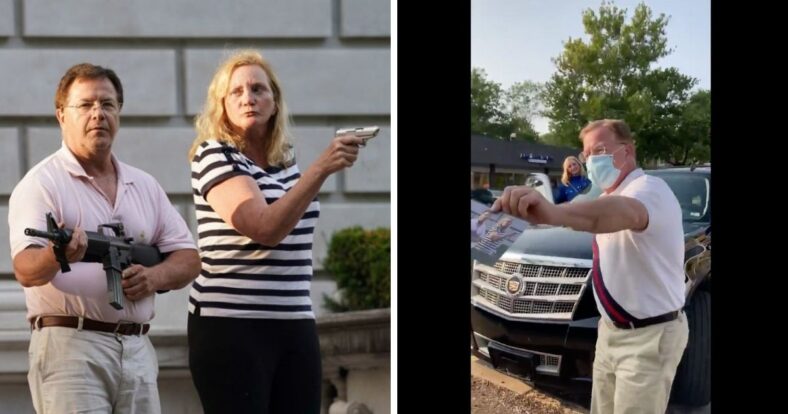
[492,119,688,414]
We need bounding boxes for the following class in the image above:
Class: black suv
[470,166,710,406]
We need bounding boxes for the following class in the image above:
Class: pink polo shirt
[9,143,196,324]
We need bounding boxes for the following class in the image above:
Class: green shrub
[322,227,390,312]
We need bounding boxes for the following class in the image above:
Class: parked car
[471,188,495,206]
[470,165,711,406]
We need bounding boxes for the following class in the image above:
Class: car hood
[505,221,710,261]
[505,225,594,261]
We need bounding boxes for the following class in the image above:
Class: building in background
[471,134,578,191]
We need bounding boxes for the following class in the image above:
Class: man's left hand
[121,265,162,301]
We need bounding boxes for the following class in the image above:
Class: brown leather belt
[610,310,681,330]
[32,315,150,336]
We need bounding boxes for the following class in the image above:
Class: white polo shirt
[593,168,685,320]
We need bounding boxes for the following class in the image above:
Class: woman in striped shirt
[186,50,364,414]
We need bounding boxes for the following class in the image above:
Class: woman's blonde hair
[561,155,586,186]
[188,49,293,166]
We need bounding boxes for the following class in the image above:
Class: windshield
[647,171,710,223]
[525,170,710,225]
[566,170,710,224]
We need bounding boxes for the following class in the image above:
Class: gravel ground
[471,376,588,414]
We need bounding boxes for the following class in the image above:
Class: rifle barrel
[24,228,58,239]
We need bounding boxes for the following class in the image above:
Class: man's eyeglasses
[64,100,120,115]
[578,143,625,163]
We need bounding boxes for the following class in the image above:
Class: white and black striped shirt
[188,140,319,319]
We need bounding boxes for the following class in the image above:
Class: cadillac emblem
[506,275,523,296]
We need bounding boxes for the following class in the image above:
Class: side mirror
[525,176,543,187]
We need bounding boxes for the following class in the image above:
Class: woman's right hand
[314,134,364,177]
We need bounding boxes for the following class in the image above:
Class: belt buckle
[613,320,636,329]
[138,324,144,336]
[32,316,43,331]
[113,321,123,336]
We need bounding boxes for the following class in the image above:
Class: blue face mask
[586,154,621,190]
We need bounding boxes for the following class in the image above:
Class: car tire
[670,290,710,406]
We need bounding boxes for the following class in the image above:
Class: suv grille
[472,259,591,320]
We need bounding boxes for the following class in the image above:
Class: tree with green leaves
[643,89,710,166]
[502,80,542,141]
[471,67,505,136]
[471,68,540,141]
[541,2,710,164]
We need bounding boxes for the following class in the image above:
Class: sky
[471,0,710,134]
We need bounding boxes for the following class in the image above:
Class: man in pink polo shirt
[8,63,201,414]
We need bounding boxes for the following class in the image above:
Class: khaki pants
[591,313,689,414]
[28,326,160,414]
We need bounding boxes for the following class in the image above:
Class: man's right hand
[492,185,560,226]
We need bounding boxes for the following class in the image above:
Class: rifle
[24,212,164,310]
